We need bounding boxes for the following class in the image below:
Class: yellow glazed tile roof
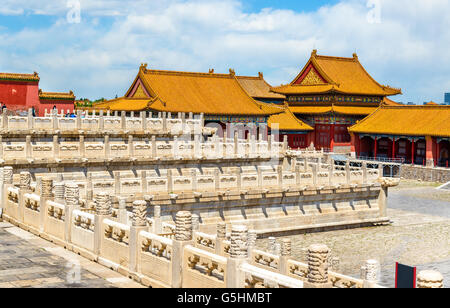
[272,50,402,97]
[39,90,75,100]
[267,104,313,131]
[125,65,281,116]
[349,105,450,137]
[236,74,285,99]
[0,72,40,82]
[92,97,152,111]
[289,106,333,114]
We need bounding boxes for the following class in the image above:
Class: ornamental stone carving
[20,171,31,190]
[153,205,161,218]
[53,182,65,201]
[64,182,80,207]
[175,211,192,241]
[417,270,444,288]
[307,244,330,284]
[191,214,200,231]
[377,177,400,188]
[230,225,248,259]
[248,230,257,248]
[94,192,112,216]
[217,222,226,239]
[364,259,379,282]
[281,239,292,257]
[3,167,13,184]
[132,200,148,227]
[41,178,54,198]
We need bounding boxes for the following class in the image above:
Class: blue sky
[0,0,449,104]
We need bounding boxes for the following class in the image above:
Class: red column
[425,136,435,167]
[374,137,378,159]
[411,139,415,165]
[392,138,396,159]
[330,124,335,151]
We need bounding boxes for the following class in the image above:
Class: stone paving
[257,181,450,288]
[0,222,145,288]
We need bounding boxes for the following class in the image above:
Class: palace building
[271,50,402,152]
[0,71,75,116]
[349,105,450,167]
[91,64,285,137]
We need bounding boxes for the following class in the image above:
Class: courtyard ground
[257,180,450,288]
[0,221,144,288]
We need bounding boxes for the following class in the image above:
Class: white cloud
[0,0,449,104]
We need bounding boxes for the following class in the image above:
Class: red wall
[0,80,40,112]
[38,99,75,116]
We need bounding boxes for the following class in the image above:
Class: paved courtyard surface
[0,222,144,288]
[257,180,450,288]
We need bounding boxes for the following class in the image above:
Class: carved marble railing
[194,232,216,253]
[140,231,173,261]
[241,263,304,288]
[183,245,227,288]
[286,259,309,281]
[251,249,280,271]
[73,210,95,232]
[7,187,20,204]
[47,200,65,221]
[329,271,364,289]
[103,219,130,245]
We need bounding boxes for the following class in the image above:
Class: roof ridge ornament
[229,68,235,77]
[209,69,215,74]
[312,49,318,57]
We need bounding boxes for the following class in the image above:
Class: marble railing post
[235,168,242,191]
[0,136,3,160]
[345,161,351,185]
[2,111,8,130]
[226,225,248,288]
[130,200,149,274]
[64,182,79,243]
[312,164,318,187]
[52,112,58,130]
[79,135,85,158]
[162,112,167,133]
[141,171,148,194]
[141,112,147,131]
[17,171,32,223]
[282,135,288,154]
[76,110,82,130]
[25,135,32,160]
[153,205,162,234]
[304,244,332,288]
[86,173,93,203]
[268,133,272,153]
[128,135,134,158]
[234,132,239,158]
[114,171,121,195]
[104,135,110,159]
[247,230,257,254]
[191,170,197,192]
[257,168,263,188]
[151,136,157,158]
[362,162,368,184]
[213,169,221,192]
[328,159,335,186]
[280,238,291,275]
[93,192,112,255]
[121,111,126,130]
[1,168,12,212]
[250,134,256,158]
[215,222,226,255]
[277,166,283,189]
[99,111,105,131]
[117,197,127,225]
[53,135,60,160]
[167,169,173,193]
[53,181,65,204]
[295,165,301,186]
[40,178,54,233]
[267,237,276,254]
[417,270,444,288]
[172,211,193,288]
[362,259,380,288]
[192,214,200,232]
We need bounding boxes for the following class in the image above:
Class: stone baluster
[173,136,179,159]
[128,135,134,158]
[345,161,351,185]
[53,181,65,203]
[76,110,82,130]
[172,211,193,288]
[17,171,32,223]
[250,133,256,158]
[141,111,147,131]
[114,171,121,195]
[27,109,33,130]
[141,171,148,194]
[167,169,173,193]
[2,110,8,130]
[25,135,32,160]
[268,133,272,153]
[64,182,79,243]
[305,244,332,288]
[295,165,302,186]
[329,159,335,186]
[234,132,239,158]
[162,112,167,133]
[417,270,444,289]
[52,111,58,130]
[130,200,149,273]
[280,238,291,275]
[191,214,200,231]
[151,135,157,159]
[194,134,201,159]
[362,162,368,184]
[104,135,110,159]
[268,237,276,254]
[214,169,221,192]
[79,135,85,158]
[362,259,380,288]
[0,136,3,160]
[312,163,318,187]
[93,192,112,255]
[53,135,59,160]
[227,225,248,288]
[257,167,263,188]
[153,205,162,234]
[191,169,197,192]
[378,163,384,178]
[106,110,110,117]
[277,166,283,189]
[114,111,118,117]
[247,230,257,253]
[86,173,93,203]
[282,135,288,153]
[117,197,127,225]
[99,111,104,131]
[40,178,54,232]
[3,166,13,185]
[235,167,242,191]
[215,222,226,255]
[121,111,126,130]
[20,171,31,191]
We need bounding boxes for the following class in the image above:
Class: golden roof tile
[0,72,40,82]
[236,73,285,100]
